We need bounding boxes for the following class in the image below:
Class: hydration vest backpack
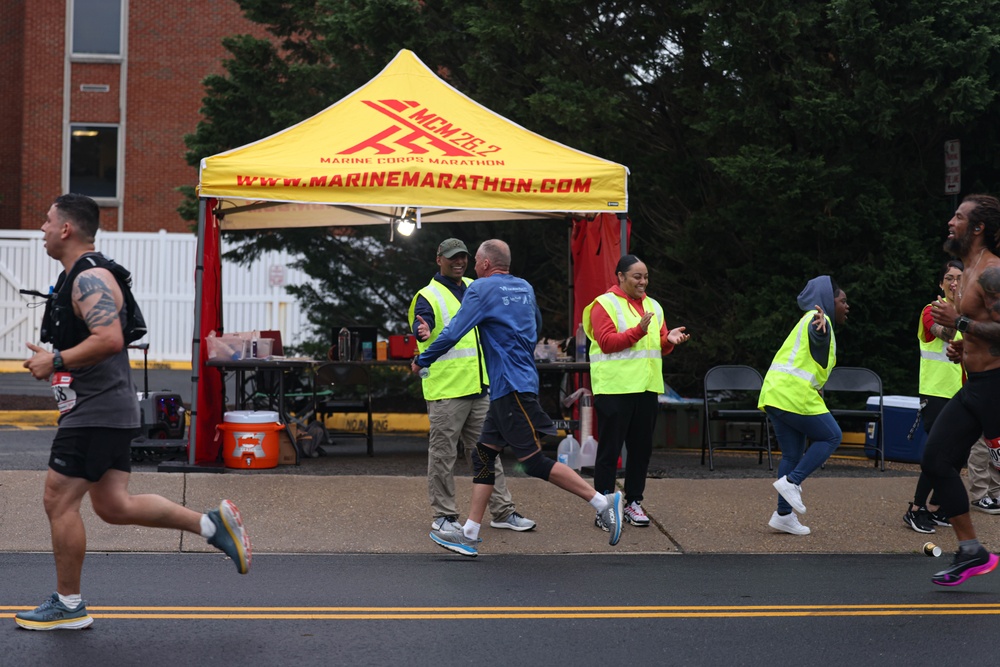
[41,252,147,349]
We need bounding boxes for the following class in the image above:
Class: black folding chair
[314,362,375,456]
[701,365,774,471]
[823,366,884,471]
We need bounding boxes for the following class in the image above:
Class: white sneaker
[623,501,651,526]
[773,475,806,514]
[431,516,463,533]
[769,511,810,535]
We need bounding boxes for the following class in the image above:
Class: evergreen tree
[183,0,1000,393]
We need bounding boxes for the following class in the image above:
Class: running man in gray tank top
[16,194,252,631]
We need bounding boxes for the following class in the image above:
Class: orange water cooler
[218,410,284,469]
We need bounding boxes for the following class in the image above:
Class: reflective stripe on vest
[583,292,664,394]
[917,302,962,399]
[407,278,486,400]
[758,310,836,415]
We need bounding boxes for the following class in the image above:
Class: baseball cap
[437,238,469,258]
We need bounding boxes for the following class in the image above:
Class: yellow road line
[3,603,1000,620]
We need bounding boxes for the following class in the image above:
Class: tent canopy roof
[198,50,628,231]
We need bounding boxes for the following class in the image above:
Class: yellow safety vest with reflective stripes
[583,292,665,395]
[408,277,488,401]
[917,302,963,399]
[758,310,836,415]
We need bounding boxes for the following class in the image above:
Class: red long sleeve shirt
[589,285,675,355]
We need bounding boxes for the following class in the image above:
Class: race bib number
[51,371,76,414]
[987,436,1000,471]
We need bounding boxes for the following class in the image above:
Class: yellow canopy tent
[188,49,629,464]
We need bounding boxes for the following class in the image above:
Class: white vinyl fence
[0,231,315,363]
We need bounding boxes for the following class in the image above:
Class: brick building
[0,1,265,232]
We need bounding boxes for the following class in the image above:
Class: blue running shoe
[596,491,624,546]
[429,529,480,557]
[489,511,536,531]
[207,499,252,574]
[15,593,93,631]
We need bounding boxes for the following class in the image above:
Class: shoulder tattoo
[74,272,120,331]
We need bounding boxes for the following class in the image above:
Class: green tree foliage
[183,0,1000,394]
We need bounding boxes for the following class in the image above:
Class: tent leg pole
[567,219,574,337]
[618,213,628,256]
[190,198,207,466]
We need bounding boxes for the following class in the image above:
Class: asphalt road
[0,366,204,405]
[1,552,992,666]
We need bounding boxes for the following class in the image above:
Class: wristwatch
[52,349,65,371]
[955,316,972,333]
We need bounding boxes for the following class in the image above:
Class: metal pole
[618,213,628,256]
[189,197,207,465]
[567,218,574,336]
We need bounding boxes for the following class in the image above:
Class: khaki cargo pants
[427,394,515,521]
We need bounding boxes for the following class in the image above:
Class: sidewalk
[2,457,995,557]
[2,366,998,558]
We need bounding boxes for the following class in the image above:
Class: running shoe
[429,529,481,557]
[623,501,651,527]
[903,506,936,534]
[489,511,536,531]
[971,497,1000,515]
[932,548,999,586]
[773,475,806,514]
[595,491,624,545]
[431,515,463,533]
[207,499,252,574]
[768,510,810,535]
[14,593,93,631]
[930,509,951,527]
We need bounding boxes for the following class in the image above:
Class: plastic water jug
[338,327,351,361]
[557,434,581,469]
[579,435,598,468]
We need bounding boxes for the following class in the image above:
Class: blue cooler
[865,395,927,463]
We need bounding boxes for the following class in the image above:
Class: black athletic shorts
[479,392,557,460]
[49,427,136,482]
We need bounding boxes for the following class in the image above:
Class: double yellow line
[4,604,1000,620]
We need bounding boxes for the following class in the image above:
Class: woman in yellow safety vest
[584,254,690,529]
[758,276,849,536]
[904,260,965,533]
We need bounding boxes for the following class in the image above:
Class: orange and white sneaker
[207,499,252,574]
[623,501,650,526]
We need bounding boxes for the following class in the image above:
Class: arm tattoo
[75,273,121,332]
[929,323,954,341]
[979,267,1000,295]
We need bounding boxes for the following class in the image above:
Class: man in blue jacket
[412,239,623,557]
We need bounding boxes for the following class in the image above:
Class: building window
[72,0,123,56]
[69,125,119,199]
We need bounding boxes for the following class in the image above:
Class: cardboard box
[389,334,417,359]
[278,425,299,465]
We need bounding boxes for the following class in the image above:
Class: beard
[943,230,974,258]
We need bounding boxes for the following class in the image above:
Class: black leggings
[593,391,657,503]
[921,367,1000,517]
[911,395,950,507]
